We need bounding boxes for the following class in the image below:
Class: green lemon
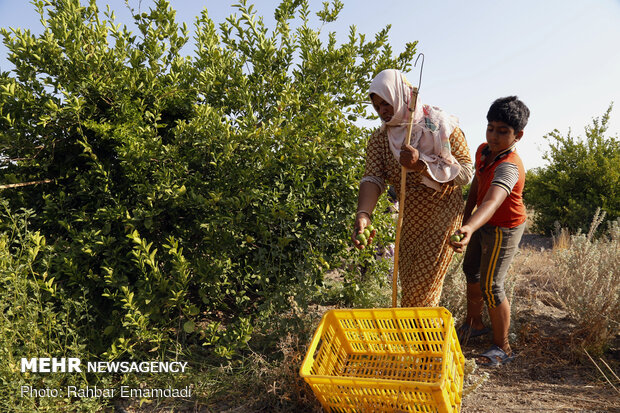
[450,234,462,243]
[363,228,371,238]
[356,233,367,246]
[367,224,375,232]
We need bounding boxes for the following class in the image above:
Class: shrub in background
[524,105,619,235]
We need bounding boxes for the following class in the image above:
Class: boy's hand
[352,213,376,249]
[449,225,472,253]
[399,143,422,170]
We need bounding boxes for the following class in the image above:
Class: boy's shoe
[457,324,491,343]
[478,344,516,367]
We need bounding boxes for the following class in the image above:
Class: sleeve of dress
[360,128,387,193]
[449,127,474,186]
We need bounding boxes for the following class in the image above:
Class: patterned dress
[363,126,472,307]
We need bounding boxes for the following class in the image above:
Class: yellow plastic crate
[300,307,465,413]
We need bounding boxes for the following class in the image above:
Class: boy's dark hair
[487,96,530,132]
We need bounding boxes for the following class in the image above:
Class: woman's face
[371,94,394,123]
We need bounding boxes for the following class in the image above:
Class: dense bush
[0,0,416,363]
[524,105,619,234]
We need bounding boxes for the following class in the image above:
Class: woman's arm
[399,143,433,179]
[450,128,474,186]
[462,175,479,224]
[352,181,381,249]
[353,128,385,249]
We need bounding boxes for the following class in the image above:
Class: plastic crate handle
[299,312,327,377]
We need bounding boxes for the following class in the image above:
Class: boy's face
[486,121,523,155]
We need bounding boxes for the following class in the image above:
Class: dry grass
[237,333,323,413]
[512,247,557,306]
[546,212,620,356]
[438,252,467,324]
[552,226,572,250]
[501,211,619,359]
[197,307,324,413]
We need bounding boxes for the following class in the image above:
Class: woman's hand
[352,212,376,249]
[449,225,472,253]
[399,143,423,170]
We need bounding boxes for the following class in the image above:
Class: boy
[449,96,530,367]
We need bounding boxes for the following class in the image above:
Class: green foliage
[0,202,107,412]
[0,0,416,365]
[524,105,619,234]
[461,182,471,201]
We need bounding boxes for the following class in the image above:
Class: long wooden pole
[392,86,419,308]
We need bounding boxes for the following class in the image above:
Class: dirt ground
[459,236,620,413]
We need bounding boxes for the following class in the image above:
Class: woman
[353,69,473,307]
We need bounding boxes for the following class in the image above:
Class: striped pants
[462,223,525,308]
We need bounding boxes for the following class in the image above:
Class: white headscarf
[369,69,461,185]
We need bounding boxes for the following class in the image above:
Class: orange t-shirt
[475,143,527,228]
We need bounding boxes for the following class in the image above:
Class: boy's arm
[450,183,509,252]
[463,185,509,232]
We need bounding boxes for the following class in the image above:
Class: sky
[1,0,619,170]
